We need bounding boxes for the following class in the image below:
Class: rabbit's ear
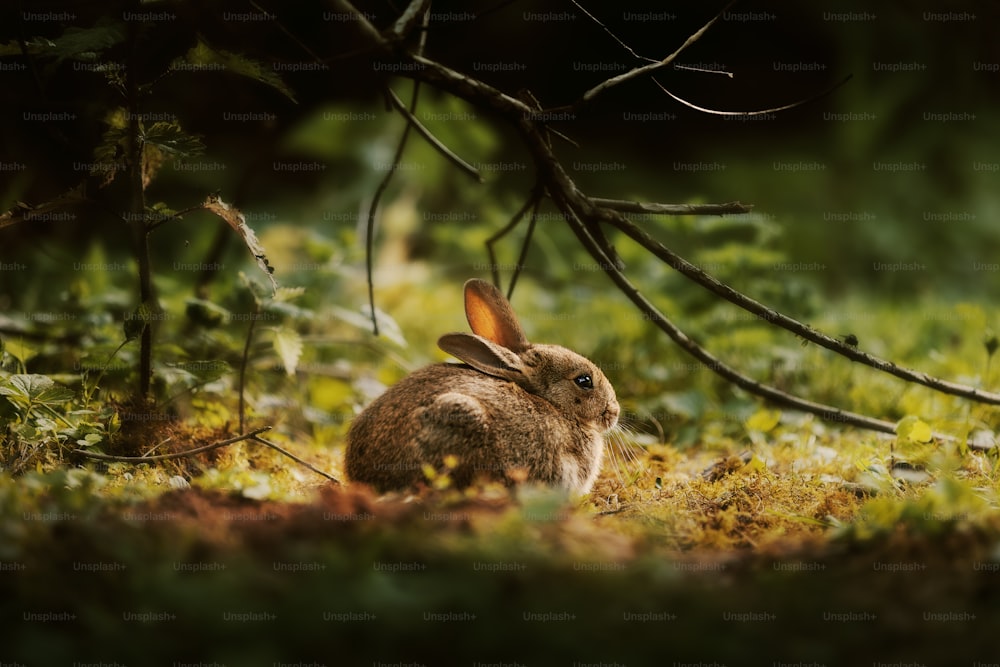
[464,279,529,352]
[438,333,526,381]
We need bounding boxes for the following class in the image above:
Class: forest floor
[3,428,999,665]
[3,287,1000,664]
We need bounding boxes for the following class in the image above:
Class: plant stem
[238,306,259,432]
[125,19,153,401]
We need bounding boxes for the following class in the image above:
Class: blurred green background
[2,0,997,302]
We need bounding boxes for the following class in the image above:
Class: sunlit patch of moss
[836,475,997,542]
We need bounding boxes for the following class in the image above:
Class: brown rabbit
[345,279,620,494]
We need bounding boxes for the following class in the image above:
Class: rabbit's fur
[345,279,620,493]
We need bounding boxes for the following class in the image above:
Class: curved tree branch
[330,0,999,432]
[562,207,898,435]
[601,213,1000,407]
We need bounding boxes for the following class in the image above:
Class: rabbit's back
[345,363,601,491]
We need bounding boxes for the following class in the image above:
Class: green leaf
[745,409,781,433]
[273,286,307,303]
[47,18,126,64]
[985,331,998,357]
[124,301,153,341]
[896,416,933,444]
[265,300,315,321]
[90,109,129,184]
[143,122,204,157]
[76,433,104,448]
[742,454,768,473]
[171,360,231,384]
[273,327,303,377]
[0,374,75,413]
[170,41,296,102]
[185,299,231,329]
[329,305,407,347]
[202,195,278,294]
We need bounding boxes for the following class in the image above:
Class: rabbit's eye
[574,374,594,390]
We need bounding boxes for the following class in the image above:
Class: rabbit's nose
[604,400,621,428]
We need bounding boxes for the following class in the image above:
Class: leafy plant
[0,374,117,473]
[1,14,287,403]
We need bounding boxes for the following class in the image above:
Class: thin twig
[673,63,733,78]
[392,0,433,40]
[590,198,753,216]
[238,305,259,432]
[364,4,434,336]
[573,0,739,108]
[652,74,854,117]
[75,426,272,462]
[363,96,415,336]
[252,435,339,482]
[145,203,202,232]
[508,197,541,298]
[485,188,541,290]
[125,20,154,401]
[384,88,483,182]
[569,0,657,64]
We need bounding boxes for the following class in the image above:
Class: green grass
[3,274,1000,663]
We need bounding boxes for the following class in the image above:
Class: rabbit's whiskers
[602,423,646,490]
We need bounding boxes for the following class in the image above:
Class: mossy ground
[2,418,998,664]
[3,285,1000,664]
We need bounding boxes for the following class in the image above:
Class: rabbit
[345,278,620,494]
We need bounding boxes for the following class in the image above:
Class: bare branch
[652,73,854,117]
[409,53,534,118]
[75,426,272,462]
[392,0,433,40]
[590,198,753,216]
[673,63,733,78]
[569,0,657,64]
[384,88,483,182]
[252,435,339,482]
[574,1,739,108]
[364,101,423,335]
[602,212,1000,406]
[238,303,259,431]
[485,188,542,290]
[363,6,436,336]
[75,426,338,483]
[508,197,541,298]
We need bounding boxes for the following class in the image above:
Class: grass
[2,280,1000,663]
